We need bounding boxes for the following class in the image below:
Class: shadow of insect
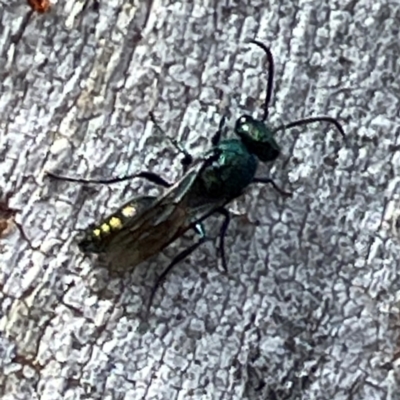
[47,40,346,312]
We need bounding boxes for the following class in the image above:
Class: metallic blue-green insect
[47,40,345,311]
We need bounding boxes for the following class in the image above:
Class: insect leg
[193,222,205,236]
[214,207,231,273]
[46,109,199,187]
[211,114,227,146]
[252,177,292,197]
[147,232,209,313]
[149,112,193,170]
[46,171,173,188]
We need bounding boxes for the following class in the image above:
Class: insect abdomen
[78,196,157,254]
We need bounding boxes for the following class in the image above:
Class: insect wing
[78,195,158,253]
[98,164,205,271]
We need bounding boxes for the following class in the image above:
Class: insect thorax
[198,139,258,199]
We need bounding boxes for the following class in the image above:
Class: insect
[47,40,346,311]
[27,0,51,13]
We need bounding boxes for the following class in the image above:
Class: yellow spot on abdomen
[109,216,123,230]
[122,205,136,218]
[100,223,111,234]
[93,228,101,237]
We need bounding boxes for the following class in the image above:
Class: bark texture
[1,0,400,399]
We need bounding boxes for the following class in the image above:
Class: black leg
[189,212,230,274]
[211,115,227,146]
[47,112,195,188]
[214,207,231,273]
[252,177,292,197]
[46,170,173,188]
[147,235,209,313]
[149,112,193,170]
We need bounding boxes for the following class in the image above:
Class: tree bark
[1,1,400,399]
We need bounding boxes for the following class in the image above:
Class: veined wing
[77,195,158,255]
[89,160,225,271]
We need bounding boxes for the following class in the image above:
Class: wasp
[47,40,346,311]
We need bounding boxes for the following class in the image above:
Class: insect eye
[239,116,249,125]
[236,115,253,135]
[237,116,265,145]
[240,123,250,132]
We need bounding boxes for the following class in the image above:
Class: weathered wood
[1,1,400,399]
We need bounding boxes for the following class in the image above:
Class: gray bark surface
[1,1,400,399]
